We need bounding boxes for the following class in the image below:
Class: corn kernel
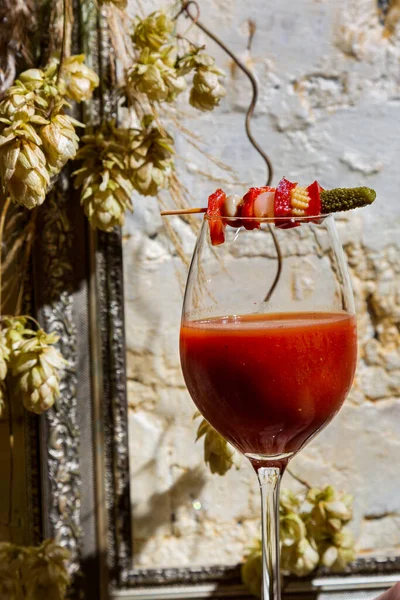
[290,186,310,216]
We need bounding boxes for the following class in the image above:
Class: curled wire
[178,1,282,302]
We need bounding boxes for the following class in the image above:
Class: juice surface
[180,312,357,459]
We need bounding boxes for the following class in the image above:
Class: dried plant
[0,0,38,93]
[241,486,355,596]
[0,316,66,415]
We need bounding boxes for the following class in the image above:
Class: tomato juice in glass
[180,311,357,461]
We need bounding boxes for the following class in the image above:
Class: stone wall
[123,0,400,568]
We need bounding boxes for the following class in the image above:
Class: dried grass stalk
[0,0,38,93]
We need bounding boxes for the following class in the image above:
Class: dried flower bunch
[0,539,70,600]
[73,116,174,231]
[128,114,175,196]
[70,6,227,232]
[177,47,227,112]
[127,9,226,111]
[0,56,98,210]
[0,0,37,93]
[0,3,227,233]
[0,317,66,416]
[241,486,355,596]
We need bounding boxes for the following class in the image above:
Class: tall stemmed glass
[180,214,357,600]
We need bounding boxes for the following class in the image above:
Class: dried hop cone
[0,82,36,120]
[190,63,226,112]
[12,329,66,414]
[196,417,234,475]
[281,537,320,578]
[129,115,174,196]
[0,123,50,209]
[22,540,71,600]
[306,486,353,541]
[73,123,134,232]
[60,54,99,103]
[41,111,82,175]
[0,543,26,600]
[128,46,186,103]
[0,58,96,210]
[132,10,175,52]
[320,529,356,572]
[178,49,226,112]
[3,317,32,359]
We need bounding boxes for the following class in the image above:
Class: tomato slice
[241,186,275,230]
[207,188,226,246]
[274,177,298,228]
[306,180,323,222]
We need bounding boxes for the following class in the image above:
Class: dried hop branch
[73,122,134,232]
[196,416,234,475]
[279,488,319,578]
[22,540,71,600]
[127,46,186,103]
[179,50,226,112]
[132,10,175,52]
[3,316,32,357]
[0,58,97,209]
[241,485,356,596]
[60,54,100,103]
[305,485,355,571]
[128,115,174,196]
[11,328,66,414]
[40,109,82,175]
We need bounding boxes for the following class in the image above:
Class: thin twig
[177,2,282,303]
[180,1,273,186]
[1,230,27,273]
[287,468,312,490]
[56,0,68,85]
[7,381,14,541]
[0,197,11,314]
[161,207,206,216]
[264,227,282,302]
[15,211,36,316]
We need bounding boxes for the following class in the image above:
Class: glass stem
[257,466,282,600]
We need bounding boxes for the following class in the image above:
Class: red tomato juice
[180,312,357,461]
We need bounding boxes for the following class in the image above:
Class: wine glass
[179,214,357,600]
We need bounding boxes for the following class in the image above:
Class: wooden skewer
[160,207,207,216]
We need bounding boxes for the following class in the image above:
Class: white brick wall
[123,0,400,568]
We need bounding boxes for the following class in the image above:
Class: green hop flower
[60,54,99,103]
[11,329,66,414]
[132,11,175,52]
[128,115,174,196]
[281,537,319,577]
[196,417,234,475]
[73,122,134,232]
[128,46,186,103]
